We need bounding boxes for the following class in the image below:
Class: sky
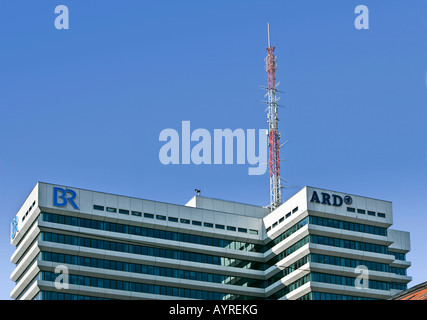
[0,0,426,299]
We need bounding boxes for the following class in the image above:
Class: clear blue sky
[0,1,426,299]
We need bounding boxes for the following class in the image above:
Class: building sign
[11,216,18,240]
[53,187,79,210]
[310,190,352,207]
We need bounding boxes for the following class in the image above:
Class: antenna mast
[265,23,282,211]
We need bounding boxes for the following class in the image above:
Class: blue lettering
[53,187,79,210]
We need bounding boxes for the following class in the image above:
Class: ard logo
[53,187,79,210]
[310,191,352,207]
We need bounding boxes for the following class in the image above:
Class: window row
[346,207,386,218]
[41,232,265,271]
[311,234,388,255]
[311,272,393,291]
[299,292,377,300]
[390,251,406,261]
[266,206,299,232]
[41,251,264,288]
[40,271,257,300]
[34,291,109,300]
[42,212,263,253]
[309,216,387,236]
[311,253,407,276]
[93,205,259,235]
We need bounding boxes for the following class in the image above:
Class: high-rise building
[10,182,411,300]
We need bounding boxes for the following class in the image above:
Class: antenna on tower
[264,23,283,211]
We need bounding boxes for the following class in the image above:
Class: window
[377,213,386,218]
[144,213,154,219]
[180,219,190,224]
[279,217,284,223]
[168,217,178,222]
[204,222,213,228]
[131,211,142,217]
[227,226,236,231]
[156,215,166,221]
[249,229,258,235]
[292,207,298,213]
[238,228,247,233]
[357,209,366,214]
[192,220,202,226]
[272,222,278,228]
[266,226,271,232]
[106,207,117,213]
[347,207,355,213]
[286,212,291,218]
[215,224,225,230]
[119,209,129,215]
[367,211,375,216]
[93,205,104,211]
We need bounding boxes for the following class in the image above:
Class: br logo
[53,187,79,210]
[11,216,19,240]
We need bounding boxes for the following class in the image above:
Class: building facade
[10,182,411,300]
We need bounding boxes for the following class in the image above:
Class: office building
[10,182,411,300]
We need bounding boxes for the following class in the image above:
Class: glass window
[204,222,213,228]
[156,215,166,221]
[93,205,104,211]
[215,224,225,230]
[144,213,154,219]
[192,220,202,226]
[119,209,129,215]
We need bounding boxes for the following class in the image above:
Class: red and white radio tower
[265,23,282,211]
